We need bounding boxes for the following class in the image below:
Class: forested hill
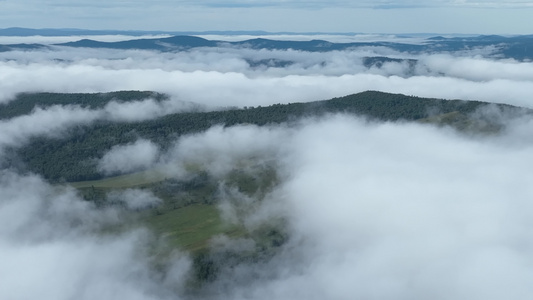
[2,33,533,60]
[6,91,526,182]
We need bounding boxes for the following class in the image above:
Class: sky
[1,0,533,34]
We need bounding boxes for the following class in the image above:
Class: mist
[98,139,160,176]
[4,113,533,299]
[2,34,533,299]
[0,98,197,156]
[0,170,190,300]
[1,39,533,108]
[154,115,533,299]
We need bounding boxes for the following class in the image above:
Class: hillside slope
[4,90,526,182]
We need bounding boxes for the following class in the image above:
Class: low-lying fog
[1,34,533,299]
[1,35,533,109]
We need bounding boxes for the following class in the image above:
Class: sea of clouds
[1,35,533,109]
[2,34,533,299]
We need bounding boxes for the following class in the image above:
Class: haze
[1,0,533,34]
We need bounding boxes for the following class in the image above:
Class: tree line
[5,90,521,182]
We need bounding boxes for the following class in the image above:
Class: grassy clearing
[69,162,279,254]
[66,160,287,288]
[69,169,249,253]
[69,169,167,189]
[145,204,245,252]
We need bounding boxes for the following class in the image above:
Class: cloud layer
[3,110,533,299]
[0,170,190,300]
[2,35,533,299]
[98,139,160,175]
[1,44,533,109]
[160,115,533,299]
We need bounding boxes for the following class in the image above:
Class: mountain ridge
[2,31,533,60]
[6,90,529,182]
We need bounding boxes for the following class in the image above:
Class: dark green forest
[0,91,167,119]
[4,90,524,182]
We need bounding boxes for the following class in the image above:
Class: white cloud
[98,139,160,175]
[419,55,533,82]
[162,124,288,178]
[0,170,190,300]
[0,104,101,151]
[168,114,533,299]
[103,98,199,122]
[1,46,533,110]
[107,188,163,210]
[0,98,197,156]
[273,116,533,299]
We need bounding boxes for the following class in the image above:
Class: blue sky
[0,0,532,34]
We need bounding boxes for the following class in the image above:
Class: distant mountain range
[1,28,533,60]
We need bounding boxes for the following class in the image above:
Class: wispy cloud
[97,139,160,176]
[0,170,191,300]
